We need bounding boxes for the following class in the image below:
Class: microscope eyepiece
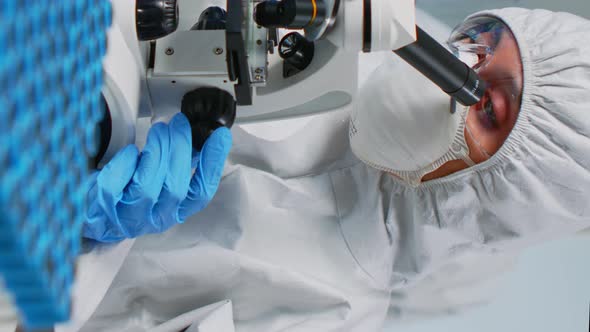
[395,26,486,106]
[254,1,293,27]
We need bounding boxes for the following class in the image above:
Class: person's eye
[473,53,488,71]
[483,98,497,127]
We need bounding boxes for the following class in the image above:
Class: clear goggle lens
[448,17,505,72]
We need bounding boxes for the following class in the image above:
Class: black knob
[136,0,179,41]
[181,88,236,151]
[279,32,314,77]
[191,7,227,30]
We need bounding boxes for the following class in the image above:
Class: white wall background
[383,231,590,332]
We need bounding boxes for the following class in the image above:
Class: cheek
[488,87,508,124]
[464,108,500,163]
[491,84,521,147]
[465,98,519,163]
[464,126,489,164]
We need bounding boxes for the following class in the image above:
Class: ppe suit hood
[455,8,590,183]
[348,6,590,298]
[385,7,590,246]
[368,9,590,316]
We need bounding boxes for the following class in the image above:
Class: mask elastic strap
[460,154,476,167]
[452,104,477,167]
[450,141,476,167]
[465,121,493,160]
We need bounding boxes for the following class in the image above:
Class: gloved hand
[84,113,232,242]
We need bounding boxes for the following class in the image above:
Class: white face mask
[349,58,475,187]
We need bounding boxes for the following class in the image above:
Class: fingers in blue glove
[179,126,232,220]
[153,113,193,226]
[118,122,171,236]
[87,117,231,242]
[96,145,139,202]
[123,122,170,203]
[85,144,139,241]
[199,127,232,188]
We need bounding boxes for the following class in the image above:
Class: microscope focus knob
[279,32,315,77]
[181,88,237,151]
[136,0,179,41]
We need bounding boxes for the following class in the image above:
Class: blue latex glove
[84,113,232,242]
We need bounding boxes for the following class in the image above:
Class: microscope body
[99,0,417,166]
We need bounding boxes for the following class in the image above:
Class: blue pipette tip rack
[0,0,112,328]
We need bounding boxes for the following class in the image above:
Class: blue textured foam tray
[0,0,111,328]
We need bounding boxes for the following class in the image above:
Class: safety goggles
[447,17,505,72]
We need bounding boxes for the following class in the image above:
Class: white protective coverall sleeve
[76,108,393,332]
[61,8,590,332]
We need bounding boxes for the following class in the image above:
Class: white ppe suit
[60,8,590,332]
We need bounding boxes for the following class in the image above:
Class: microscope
[0,1,487,327]
[97,0,486,166]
